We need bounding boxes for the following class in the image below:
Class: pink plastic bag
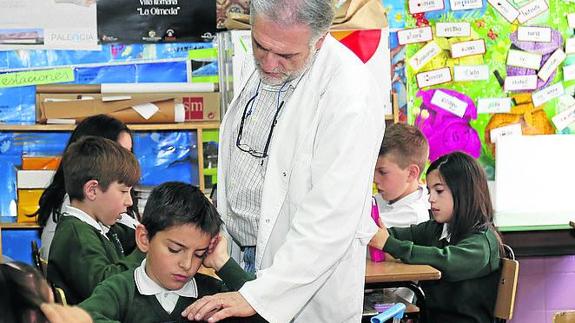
[369,198,385,262]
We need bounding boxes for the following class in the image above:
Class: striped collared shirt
[225,72,303,246]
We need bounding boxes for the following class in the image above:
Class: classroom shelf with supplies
[0,121,220,262]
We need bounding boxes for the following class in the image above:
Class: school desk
[365,260,441,323]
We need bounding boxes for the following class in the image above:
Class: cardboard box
[22,156,61,170]
[17,170,56,189]
[17,189,42,223]
[36,85,220,124]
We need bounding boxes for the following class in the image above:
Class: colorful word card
[416,67,452,87]
[436,22,471,37]
[430,89,468,117]
[477,98,512,114]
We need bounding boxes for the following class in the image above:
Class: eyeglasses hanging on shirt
[235,80,288,159]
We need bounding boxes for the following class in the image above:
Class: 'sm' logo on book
[183,97,204,120]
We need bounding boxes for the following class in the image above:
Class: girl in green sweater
[370,151,504,323]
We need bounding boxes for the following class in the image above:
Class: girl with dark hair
[0,261,53,323]
[0,261,93,323]
[34,114,139,259]
[369,151,503,323]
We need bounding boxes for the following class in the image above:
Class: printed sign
[436,22,471,37]
[538,49,566,82]
[568,13,575,29]
[97,0,216,43]
[416,67,452,88]
[451,39,486,58]
[408,0,445,14]
[450,0,483,11]
[517,26,551,42]
[565,38,575,55]
[504,75,538,91]
[506,49,542,70]
[477,98,512,114]
[453,65,489,82]
[430,89,468,117]
[0,68,74,88]
[517,0,549,24]
[487,0,519,23]
[398,27,433,45]
[490,123,523,143]
[563,64,575,81]
[552,105,575,131]
[531,82,564,107]
[409,41,442,71]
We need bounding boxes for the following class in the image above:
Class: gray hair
[250,0,334,43]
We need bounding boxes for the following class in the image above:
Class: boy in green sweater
[80,182,256,323]
[48,136,143,305]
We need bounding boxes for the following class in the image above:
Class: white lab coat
[217,35,386,322]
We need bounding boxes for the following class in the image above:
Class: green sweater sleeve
[384,228,500,282]
[50,219,142,301]
[388,220,442,245]
[216,258,256,291]
[79,271,134,323]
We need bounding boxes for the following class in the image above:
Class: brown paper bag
[331,0,388,30]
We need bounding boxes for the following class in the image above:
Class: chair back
[554,311,575,323]
[494,246,520,321]
[53,286,68,305]
[30,241,47,278]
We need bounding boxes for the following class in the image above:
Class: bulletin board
[401,0,575,179]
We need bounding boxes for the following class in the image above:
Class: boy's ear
[135,224,150,253]
[83,179,99,201]
[407,164,421,182]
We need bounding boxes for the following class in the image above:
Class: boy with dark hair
[48,136,143,305]
[79,182,254,322]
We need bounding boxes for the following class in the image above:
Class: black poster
[97,0,216,43]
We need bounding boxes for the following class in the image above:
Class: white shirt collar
[439,223,451,242]
[134,259,198,314]
[381,185,427,208]
[117,213,139,229]
[62,204,110,235]
[135,258,198,295]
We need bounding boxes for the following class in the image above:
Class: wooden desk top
[365,260,441,284]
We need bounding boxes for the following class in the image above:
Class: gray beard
[255,49,317,86]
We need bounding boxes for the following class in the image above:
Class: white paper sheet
[0,0,98,50]
[495,135,575,227]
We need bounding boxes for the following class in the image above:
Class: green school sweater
[47,216,144,305]
[80,259,260,323]
[384,220,501,323]
[109,222,137,255]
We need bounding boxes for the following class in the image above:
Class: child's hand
[378,217,388,230]
[203,234,230,271]
[369,227,390,251]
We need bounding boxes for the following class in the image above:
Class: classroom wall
[510,255,575,323]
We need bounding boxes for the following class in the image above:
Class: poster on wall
[0,0,98,50]
[401,0,575,178]
[97,0,217,44]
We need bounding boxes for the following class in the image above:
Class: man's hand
[181,291,256,322]
[40,303,93,323]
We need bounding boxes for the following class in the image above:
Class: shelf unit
[0,121,219,260]
[0,222,40,260]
